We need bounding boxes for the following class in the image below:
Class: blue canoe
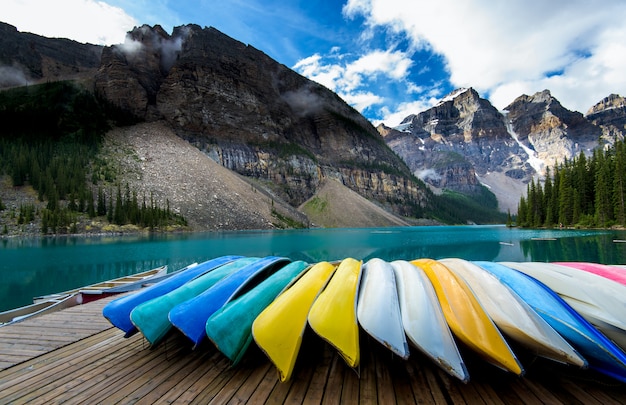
[130,257,258,346]
[475,261,626,383]
[205,260,310,365]
[103,256,241,336]
[169,256,291,348]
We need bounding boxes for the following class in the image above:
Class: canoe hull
[357,258,409,359]
[391,260,468,382]
[252,261,336,382]
[308,258,362,368]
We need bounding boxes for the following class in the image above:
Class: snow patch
[393,122,412,132]
[502,111,544,175]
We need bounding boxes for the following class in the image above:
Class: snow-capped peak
[435,88,469,107]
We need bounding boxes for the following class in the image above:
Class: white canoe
[440,259,586,368]
[391,260,469,382]
[357,258,409,359]
[501,261,626,351]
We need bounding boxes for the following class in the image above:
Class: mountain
[380,88,626,212]
[586,94,626,141]
[92,24,428,219]
[0,22,440,233]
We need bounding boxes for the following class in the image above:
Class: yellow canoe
[308,258,362,368]
[412,259,523,375]
[252,261,337,382]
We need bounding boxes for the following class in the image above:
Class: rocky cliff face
[381,88,626,212]
[585,94,626,144]
[382,88,529,199]
[0,22,102,87]
[94,24,426,214]
[504,90,601,169]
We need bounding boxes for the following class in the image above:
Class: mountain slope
[299,179,410,228]
[102,122,308,230]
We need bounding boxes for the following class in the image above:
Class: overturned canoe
[169,256,290,347]
[502,261,626,352]
[252,261,337,382]
[357,258,409,359]
[475,261,626,383]
[553,262,626,286]
[441,258,585,368]
[391,260,469,382]
[412,259,523,375]
[308,257,362,368]
[103,256,241,336]
[206,260,310,365]
[131,257,258,346]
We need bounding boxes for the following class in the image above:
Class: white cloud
[341,91,383,113]
[344,0,626,113]
[4,0,137,45]
[294,48,415,116]
[374,99,431,127]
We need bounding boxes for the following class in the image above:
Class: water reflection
[520,232,626,263]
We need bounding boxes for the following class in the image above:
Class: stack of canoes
[102,256,626,384]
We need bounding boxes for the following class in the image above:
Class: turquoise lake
[2,225,626,312]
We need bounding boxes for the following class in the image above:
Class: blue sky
[5,0,626,126]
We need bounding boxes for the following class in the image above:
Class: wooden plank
[302,335,334,405]
[341,363,360,405]
[170,353,232,404]
[283,354,315,405]
[358,339,377,405]
[373,343,396,405]
[148,348,225,405]
[224,359,272,405]
[320,350,344,405]
[13,336,145,404]
[0,330,123,402]
[189,357,241,404]
[113,346,210,404]
[242,360,279,404]
[60,338,188,404]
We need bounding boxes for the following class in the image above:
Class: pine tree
[594,149,613,227]
[614,141,626,226]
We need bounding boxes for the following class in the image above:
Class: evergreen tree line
[0,81,186,234]
[517,139,626,228]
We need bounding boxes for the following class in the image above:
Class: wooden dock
[1,296,625,404]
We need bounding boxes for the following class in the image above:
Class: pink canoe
[553,262,626,286]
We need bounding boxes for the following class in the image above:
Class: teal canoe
[130,257,258,346]
[205,260,310,365]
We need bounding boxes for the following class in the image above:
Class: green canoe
[130,257,259,346]
[205,260,310,364]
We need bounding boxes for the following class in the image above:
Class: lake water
[2,225,626,312]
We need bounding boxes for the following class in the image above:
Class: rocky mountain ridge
[380,88,626,212]
[2,21,625,227]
